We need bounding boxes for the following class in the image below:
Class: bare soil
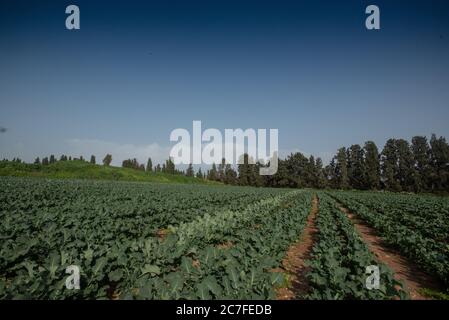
[217,241,234,250]
[338,204,443,300]
[276,195,319,300]
[156,228,170,240]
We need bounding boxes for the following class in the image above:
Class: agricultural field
[1,176,448,300]
[304,193,407,300]
[328,191,449,291]
[0,177,308,299]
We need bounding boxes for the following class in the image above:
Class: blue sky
[1,0,449,165]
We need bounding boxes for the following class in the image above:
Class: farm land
[1,177,448,300]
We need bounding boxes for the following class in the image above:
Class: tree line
[205,133,449,193]
[3,133,448,193]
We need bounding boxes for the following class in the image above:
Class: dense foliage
[304,193,406,299]
[0,160,216,185]
[329,190,449,290]
[0,177,308,299]
[1,176,447,299]
[203,134,449,193]
[4,133,449,193]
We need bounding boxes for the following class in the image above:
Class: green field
[0,160,218,185]
[1,176,448,299]
[327,190,449,289]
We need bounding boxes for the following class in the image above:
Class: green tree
[90,155,96,164]
[164,158,171,173]
[218,158,226,182]
[224,163,238,185]
[238,154,258,186]
[364,141,380,190]
[411,136,431,192]
[381,139,401,191]
[347,144,366,189]
[103,154,112,166]
[186,163,194,177]
[305,155,317,188]
[324,158,337,189]
[396,139,418,192]
[49,155,56,164]
[284,152,310,188]
[146,158,153,172]
[164,158,176,174]
[271,158,292,187]
[315,157,327,189]
[429,134,449,191]
[335,148,349,189]
[252,161,264,187]
[122,158,143,170]
[208,163,218,181]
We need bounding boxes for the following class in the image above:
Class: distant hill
[0,160,218,185]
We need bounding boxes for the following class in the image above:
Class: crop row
[0,177,310,299]
[330,191,449,242]
[328,191,449,290]
[119,190,313,299]
[0,177,286,229]
[304,193,407,299]
[0,177,285,277]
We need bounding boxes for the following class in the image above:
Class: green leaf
[202,276,222,297]
[270,272,285,286]
[181,257,194,274]
[249,268,258,287]
[93,257,107,276]
[48,252,60,278]
[226,266,239,289]
[141,264,161,276]
[165,272,184,294]
[138,286,153,299]
[84,248,94,263]
[22,261,35,278]
[108,269,123,282]
[196,282,211,300]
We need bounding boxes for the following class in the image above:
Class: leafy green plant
[328,190,449,290]
[0,177,306,299]
[304,193,407,300]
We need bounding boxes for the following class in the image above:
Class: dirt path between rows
[337,204,443,300]
[276,194,319,300]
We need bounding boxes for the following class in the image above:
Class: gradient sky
[1,0,449,165]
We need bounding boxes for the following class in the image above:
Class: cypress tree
[381,139,401,191]
[146,158,153,172]
[186,163,194,177]
[335,147,349,189]
[364,141,380,190]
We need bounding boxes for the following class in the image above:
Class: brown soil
[192,259,201,269]
[276,195,319,300]
[338,204,443,300]
[156,228,170,240]
[217,241,234,250]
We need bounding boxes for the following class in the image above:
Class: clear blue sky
[1,0,449,165]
